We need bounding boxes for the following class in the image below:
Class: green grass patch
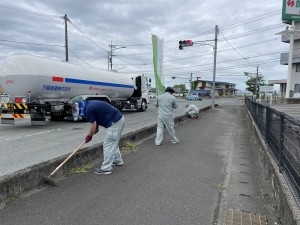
[68,165,93,175]
[216,182,226,192]
[121,141,137,154]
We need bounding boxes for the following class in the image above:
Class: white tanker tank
[0,54,150,125]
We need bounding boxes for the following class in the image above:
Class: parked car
[185,94,202,101]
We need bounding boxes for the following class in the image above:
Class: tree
[245,74,264,97]
[173,84,186,92]
[191,80,199,90]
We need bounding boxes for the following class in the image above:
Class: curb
[0,105,212,207]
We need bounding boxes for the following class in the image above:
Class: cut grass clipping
[68,165,93,175]
[121,141,137,154]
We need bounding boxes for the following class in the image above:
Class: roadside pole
[178,25,218,110]
[212,25,218,110]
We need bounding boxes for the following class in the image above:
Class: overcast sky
[0,0,288,91]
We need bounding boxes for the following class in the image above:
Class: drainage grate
[226,209,268,225]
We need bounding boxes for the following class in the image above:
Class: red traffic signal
[187,40,192,45]
[179,40,193,50]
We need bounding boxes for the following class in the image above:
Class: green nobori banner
[282,0,300,21]
[151,34,165,96]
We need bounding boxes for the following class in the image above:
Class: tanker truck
[0,54,150,125]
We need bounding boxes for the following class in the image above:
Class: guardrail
[245,97,300,206]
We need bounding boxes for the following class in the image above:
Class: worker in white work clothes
[84,100,125,175]
[185,104,199,119]
[155,87,179,146]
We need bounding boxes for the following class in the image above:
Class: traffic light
[179,40,193,50]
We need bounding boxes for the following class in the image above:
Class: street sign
[282,0,300,22]
[259,84,274,94]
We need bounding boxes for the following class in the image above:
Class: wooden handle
[50,141,86,176]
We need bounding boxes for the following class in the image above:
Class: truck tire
[139,100,147,112]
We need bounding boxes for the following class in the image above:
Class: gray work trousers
[188,111,199,117]
[101,116,125,171]
[155,115,178,145]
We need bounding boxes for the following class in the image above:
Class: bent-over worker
[84,100,125,175]
[185,104,199,119]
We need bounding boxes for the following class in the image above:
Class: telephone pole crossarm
[108,42,126,70]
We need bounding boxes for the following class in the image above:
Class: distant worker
[155,87,179,146]
[185,104,199,119]
[84,100,125,175]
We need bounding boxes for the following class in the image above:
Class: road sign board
[259,84,274,93]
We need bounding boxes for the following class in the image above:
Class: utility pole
[107,51,110,70]
[190,73,193,94]
[62,14,70,62]
[212,25,218,110]
[108,41,126,70]
[178,25,218,109]
[255,66,259,97]
[110,41,113,70]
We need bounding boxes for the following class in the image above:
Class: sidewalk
[0,103,278,225]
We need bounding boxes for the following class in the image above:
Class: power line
[0,4,60,18]
[219,31,250,64]
[220,10,281,30]
[219,23,285,41]
[68,20,108,54]
[0,39,64,47]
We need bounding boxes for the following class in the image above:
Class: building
[193,79,237,96]
[279,22,300,98]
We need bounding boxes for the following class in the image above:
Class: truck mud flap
[30,112,46,125]
[31,117,46,126]
[28,104,47,125]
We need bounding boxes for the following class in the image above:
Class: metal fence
[245,98,300,206]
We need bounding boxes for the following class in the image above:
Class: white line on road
[5,129,62,141]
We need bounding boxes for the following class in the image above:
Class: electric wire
[0,3,60,18]
[0,39,64,47]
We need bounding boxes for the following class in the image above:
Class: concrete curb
[246,106,300,225]
[0,105,212,207]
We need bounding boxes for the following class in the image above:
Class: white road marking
[5,129,61,141]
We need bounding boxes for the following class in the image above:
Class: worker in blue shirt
[84,100,125,175]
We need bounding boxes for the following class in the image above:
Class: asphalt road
[271,104,300,120]
[0,98,217,177]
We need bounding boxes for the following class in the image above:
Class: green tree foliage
[245,74,264,95]
[173,84,186,92]
[191,80,198,90]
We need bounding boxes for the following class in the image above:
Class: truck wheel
[139,100,146,112]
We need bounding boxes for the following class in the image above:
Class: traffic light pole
[179,25,218,109]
